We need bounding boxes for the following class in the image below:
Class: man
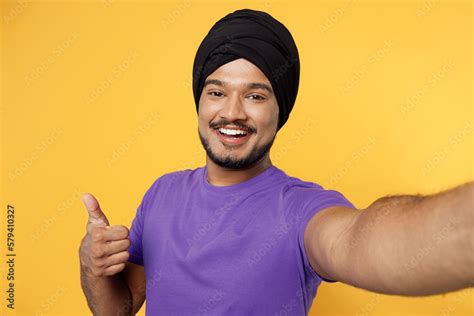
[79,8,473,315]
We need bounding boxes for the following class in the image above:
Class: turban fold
[192,8,300,131]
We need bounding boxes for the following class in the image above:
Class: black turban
[192,8,300,131]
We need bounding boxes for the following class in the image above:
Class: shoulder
[282,175,323,197]
[276,170,356,219]
[141,166,203,202]
[280,172,347,205]
[155,166,203,186]
[155,168,197,186]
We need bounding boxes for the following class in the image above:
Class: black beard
[198,128,276,170]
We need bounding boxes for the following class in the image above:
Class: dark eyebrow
[246,82,273,95]
[203,79,273,95]
[203,79,225,88]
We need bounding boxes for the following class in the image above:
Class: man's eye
[208,91,224,97]
[248,94,265,100]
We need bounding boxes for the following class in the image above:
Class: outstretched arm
[304,181,474,296]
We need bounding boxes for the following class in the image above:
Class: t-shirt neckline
[202,164,278,192]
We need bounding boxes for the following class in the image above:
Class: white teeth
[218,128,248,136]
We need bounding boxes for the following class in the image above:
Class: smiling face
[198,58,279,170]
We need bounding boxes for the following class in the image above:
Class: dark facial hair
[198,127,276,170]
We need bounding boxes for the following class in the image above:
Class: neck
[205,155,272,187]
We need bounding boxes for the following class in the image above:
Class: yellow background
[1,0,473,315]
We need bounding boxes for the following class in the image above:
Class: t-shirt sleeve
[297,187,357,283]
[128,199,146,265]
[128,177,162,266]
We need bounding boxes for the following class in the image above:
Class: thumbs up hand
[79,193,130,277]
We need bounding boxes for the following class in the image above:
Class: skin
[197,58,280,186]
[79,194,145,316]
[79,58,474,315]
[305,183,473,295]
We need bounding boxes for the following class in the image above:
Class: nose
[219,93,248,122]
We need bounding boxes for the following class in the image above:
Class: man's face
[198,58,279,170]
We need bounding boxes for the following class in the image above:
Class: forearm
[340,181,474,295]
[80,266,132,316]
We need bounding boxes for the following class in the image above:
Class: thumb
[82,193,110,227]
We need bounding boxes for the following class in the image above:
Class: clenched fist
[79,193,130,277]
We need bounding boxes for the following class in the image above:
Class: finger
[102,225,129,241]
[105,251,130,267]
[103,263,126,276]
[104,239,131,256]
[82,193,110,226]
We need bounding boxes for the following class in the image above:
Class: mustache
[209,120,255,133]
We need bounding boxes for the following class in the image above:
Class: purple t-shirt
[128,164,355,315]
